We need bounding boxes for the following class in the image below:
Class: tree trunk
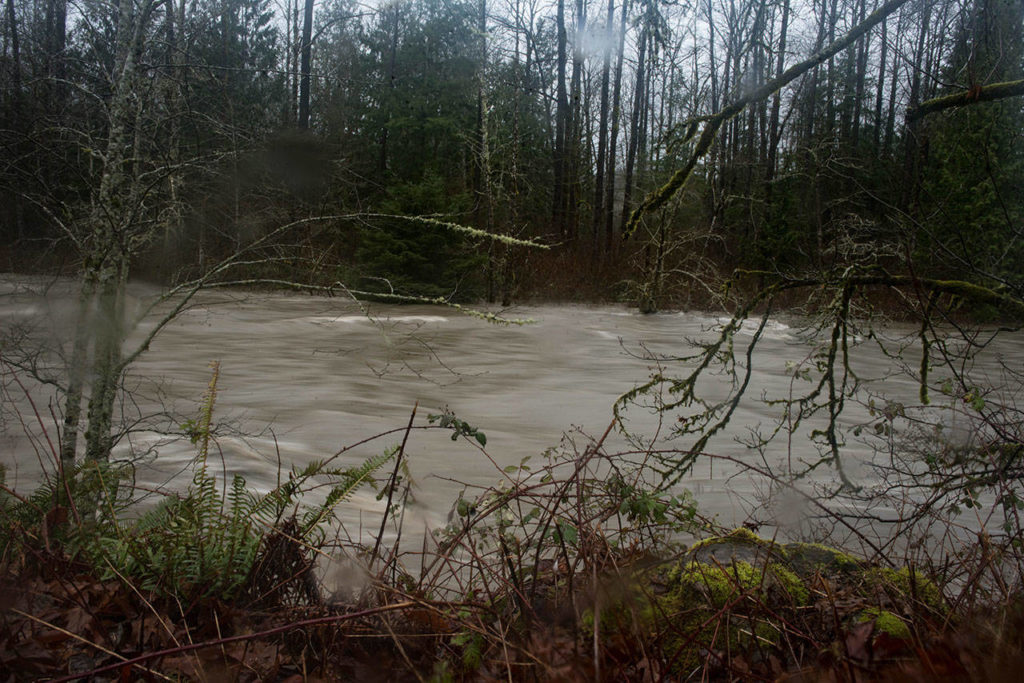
[380,5,399,174]
[873,11,888,153]
[162,0,187,273]
[883,7,902,155]
[766,0,790,185]
[620,26,648,235]
[636,38,654,203]
[900,2,931,212]
[824,0,839,137]
[44,0,67,104]
[476,0,496,302]
[84,270,127,462]
[292,0,300,124]
[604,0,630,250]
[298,0,314,129]
[59,280,95,469]
[707,0,718,112]
[5,0,21,100]
[565,0,585,241]
[77,0,147,464]
[552,0,568,235]
[502,0,524,304]
[5,0,24,240]
[592,0,614,254]
[744,1,768,224]
[851,0,869,147]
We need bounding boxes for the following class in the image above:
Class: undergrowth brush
[1,368,1023,680]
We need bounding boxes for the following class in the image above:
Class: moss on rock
[863,566,945,612]
[857,607,912,639]
[687,528,788,566]
[584,529,944,676]
[648,562,785,674]
[782,541,861,578]
[667,559,809,607]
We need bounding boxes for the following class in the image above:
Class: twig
[372,402,417,569]
[11,609,173,681]
[103,559,182,647]
[50,601,420,682]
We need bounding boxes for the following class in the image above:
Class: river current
[2,276,1021,550]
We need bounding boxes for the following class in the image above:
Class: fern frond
[300,447,397,538]
[196,361,220,469]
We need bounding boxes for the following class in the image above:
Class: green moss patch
[584,530,947,677]
[863,566,945,613]
[668,559,810,607]
[857,607,912,640]
[782,542,861,578]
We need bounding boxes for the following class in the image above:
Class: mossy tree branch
[731,270,1024,319]
[906,79,1024,122]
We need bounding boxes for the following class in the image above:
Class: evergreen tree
[918,0,1024,289]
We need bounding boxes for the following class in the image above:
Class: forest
[2,0,1024,679]
[0,0,1020,307]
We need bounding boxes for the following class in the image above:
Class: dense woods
[0,0,1020,306]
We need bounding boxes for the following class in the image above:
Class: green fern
[2,364,401,603]
[300,447,398,540]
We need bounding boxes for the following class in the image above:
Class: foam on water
[2,305,41,317]
[387,315,448,324]
[716,316,794,340]
[307,314,448,325]
[308,315,372,325]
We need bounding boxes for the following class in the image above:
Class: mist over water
[3,277,1022,549]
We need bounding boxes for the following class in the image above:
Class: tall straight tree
[604,0,630,249]
[620,15,649,235]
[475,0,497,299]
[299,0,315,128]
[899,0,932,212]
[592,0,615,253]
[564,0,586,241]
[44,0,66,104]
[766,0,790,186]
[850,0,869,147]
[552,0,569,235]
[872,1,889,154]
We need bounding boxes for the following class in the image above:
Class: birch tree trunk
[62,0,157,465]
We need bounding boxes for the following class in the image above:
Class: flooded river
[2,276,1022,549]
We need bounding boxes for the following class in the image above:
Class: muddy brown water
[2,276,1021,555]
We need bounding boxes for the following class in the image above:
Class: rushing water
[2,276,1022,549]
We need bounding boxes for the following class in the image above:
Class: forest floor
[3,524,1024,681]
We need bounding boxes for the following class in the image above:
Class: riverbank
[3,483,1022,680]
